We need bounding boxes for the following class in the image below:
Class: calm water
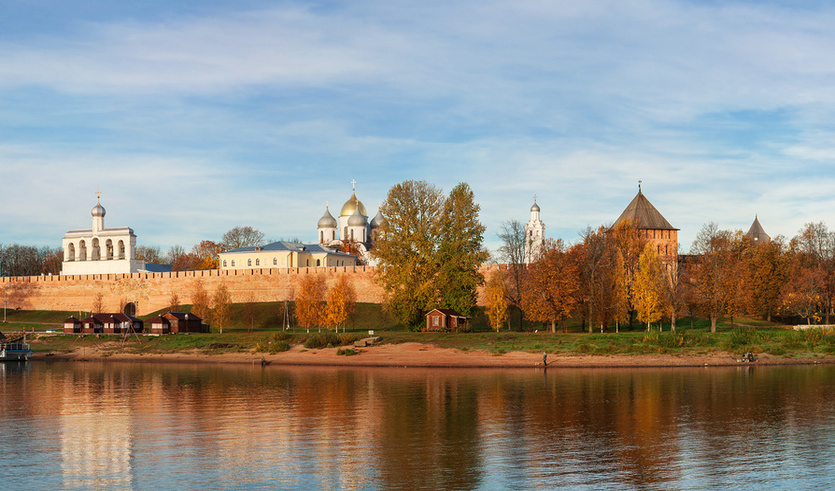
[1,362,835,490]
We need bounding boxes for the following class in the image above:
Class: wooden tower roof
[614,191,677,231]
[746,216,771,244]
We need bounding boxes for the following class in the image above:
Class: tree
[324,274,356,332]
[743,236,789,321]
[435,183,490,316]
[135,245,162,264]
[190,280,211,321]
[690,223,740,333]
[168,291,181,312]
[606,219,648,328]
[165,245,187,265]
[372,181,445,326]
[296,273,326,331]
[496,220,527,330]
[633,245,666,330]
[611,250,630,333]
[484,269,509,332]
[521,239,579,333]
[212,283,232,334]
[92,291,104,314]
[221,226,265,251]
[242,292,258,332]
[578,226,614,333]
[192,241,222,270]
[780,263,824,324]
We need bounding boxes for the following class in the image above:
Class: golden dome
[340,190,367,218]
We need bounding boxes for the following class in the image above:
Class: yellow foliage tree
[633,245,666,330]
[325,274,356,332]
[521,240,579,333]
[296,274,326,331]
[484,270,509,332]
[190,279,211,322]
[212,283,232,334]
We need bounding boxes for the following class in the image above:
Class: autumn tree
[633,245,667,330]
[611,250,630,332]
[211,283,232,334]
[780,262,825,324]
[496,220,527,330]
[135,245,162,264]
[606,219,648,328]
[690,223,741,333]
[484,269,509,332]
[295,273,327,331]
[325,274,356,332]
[165,245,187,265]
[190,280,211,321]
[168,291,181,312]
[373,180,487,326]
[521,239,579,333]
[435,183,490,316]
[242,292,258,332]
[578,226,615,333]
[743,236,789,321]
[221,226,265,251]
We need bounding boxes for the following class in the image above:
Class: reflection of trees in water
[7,364,835,489]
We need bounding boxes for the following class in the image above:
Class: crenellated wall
[0,265,508,315]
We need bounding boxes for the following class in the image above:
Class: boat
[0,333,33,361]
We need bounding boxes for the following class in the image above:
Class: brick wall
[0,265,506,315]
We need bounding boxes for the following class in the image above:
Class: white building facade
[61,196,145,275]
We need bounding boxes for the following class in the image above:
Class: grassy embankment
[3,303,835,359]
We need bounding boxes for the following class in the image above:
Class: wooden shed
[63,316,82,334]
[147,316,170,335]
[163,312,206,333]
[425,309,469,332]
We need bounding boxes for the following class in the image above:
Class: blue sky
[2,0,835,256]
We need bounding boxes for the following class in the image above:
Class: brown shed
[163,312,206,333]
[425,309,469,332]
[63,316,82,334]
[147,316,171,335]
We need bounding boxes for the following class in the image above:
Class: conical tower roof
[614,191,677,230]
[746,216,771,244]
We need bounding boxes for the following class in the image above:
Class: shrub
[271,341,290,353]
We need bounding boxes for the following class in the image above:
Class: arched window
[273,257,277,266]
[231,260,236,267]
[67,243,76,262]
[223,260,227,267]
[316,259,321,266]
[255,258,260,266]
[320,231,323,243]
[247,259,252,266]
[91,238,101,260]
[118,240,126,259]
[105,239,114,260]
[306,259,310,266]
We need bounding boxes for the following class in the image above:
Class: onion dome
[530,201,540,213]
[370,210,387,229]
[347,206,368,227]
[340,189,368,218]
[91,199,106,218]
[317,205,337,229]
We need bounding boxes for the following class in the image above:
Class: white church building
[317,181,386,264]
[61,194,145,275]
[524,197,546,264]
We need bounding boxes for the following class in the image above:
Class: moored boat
[0,333,33,361]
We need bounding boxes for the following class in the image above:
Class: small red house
[163,312,207,333]
[63,316,82,333]
[79,313,143,334]
[425,309,469,332]
[146,315,171,334]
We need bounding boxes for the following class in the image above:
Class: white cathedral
[317,180,387,264]
[524,197,545,263]
[61,194,145,275]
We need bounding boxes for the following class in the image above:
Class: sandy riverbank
[29,342,835,368]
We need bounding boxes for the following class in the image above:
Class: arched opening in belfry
[79,240,87,261]
[92,238,101,260]
[118,240,126,260]
[106,239,114,260]
[67,243,76,262]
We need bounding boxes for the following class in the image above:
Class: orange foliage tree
[633,245,667,330]
[484,269,509,332]
[521,239,579,333]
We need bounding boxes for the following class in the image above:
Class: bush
[336,348,358,356]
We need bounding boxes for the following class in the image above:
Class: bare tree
[221,226,265,250]
[496,220,526,330]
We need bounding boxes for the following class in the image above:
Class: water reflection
[1,363,835,490]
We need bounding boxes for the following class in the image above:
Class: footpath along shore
[29,342,835,368]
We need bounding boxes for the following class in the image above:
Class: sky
[2,0,835,257]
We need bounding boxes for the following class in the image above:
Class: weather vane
[638,180,642,192]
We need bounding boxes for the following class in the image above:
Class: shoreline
[29,342,835,369]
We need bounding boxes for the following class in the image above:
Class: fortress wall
[1,265,505,315]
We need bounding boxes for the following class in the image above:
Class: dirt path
[32,342,835,368]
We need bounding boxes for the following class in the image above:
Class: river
[1,362,834,490]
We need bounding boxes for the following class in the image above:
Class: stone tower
[524,197,546,264]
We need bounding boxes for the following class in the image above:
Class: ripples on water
[2,362,835,490]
